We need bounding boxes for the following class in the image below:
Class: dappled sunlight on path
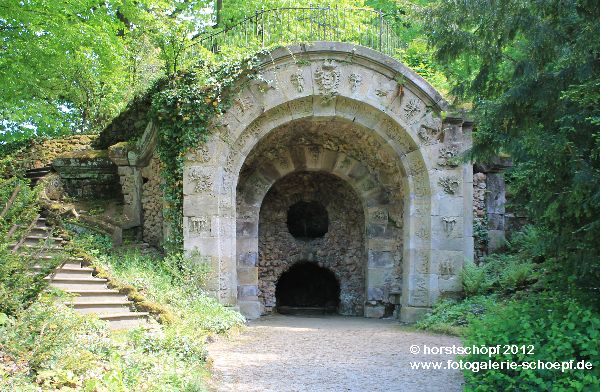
[208,314,463,392]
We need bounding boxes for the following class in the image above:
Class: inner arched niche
[236,117,407,318]
[258,171,365,315]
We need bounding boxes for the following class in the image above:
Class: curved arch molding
[182,42,474,322]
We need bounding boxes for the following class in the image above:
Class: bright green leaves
[426,0,600,303]
[150,55,264,251]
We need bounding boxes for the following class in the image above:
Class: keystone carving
[314,60,341,103]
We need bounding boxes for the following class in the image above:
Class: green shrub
[0,293,212,391]
[463,294,600,391]
[462,262,492,296]
[417,296,496,335]
[0,294,111,390]
[69,230,245,335]
[0,177,61,316]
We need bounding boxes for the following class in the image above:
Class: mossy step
[99,312,149,320]
[15,244,63,250]
[45,277,107,283]
[34,266,93,273]
[73,302,133,315]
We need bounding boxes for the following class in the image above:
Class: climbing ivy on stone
[150,52,268,252]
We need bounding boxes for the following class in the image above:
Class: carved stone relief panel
[439,175,461,195]
[188,168,213,193]
[442,216,457,236]
[290,69,305,93]
[412,172,430,197]
[288,97,314,119]
[402,98,423,123]
[437,144,460,167]
[189,216,210,235]
[314,59,341,103]
[348,73,363,93]
[415,249,430,274]
[379,119,414,155]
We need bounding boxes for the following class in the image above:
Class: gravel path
[207,314,464,392]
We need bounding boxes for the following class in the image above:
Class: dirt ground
[207,314,464,392]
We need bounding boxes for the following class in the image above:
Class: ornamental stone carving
[314,60,341,103]
[442,216,457,235]
[254,74,276,92]
[375,89,389,97]
[234,96,253,115]
[290,69,305,92]
[439,258,454,277]
[403,98,422,121]
[418,124,441,145]
[349,73,362,92]
[189,216,209,234]
[415,250,430,273]
[189,169,212,193]
[438,144,459,167]
[439,175,460,195]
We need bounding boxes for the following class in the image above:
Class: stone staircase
[25,166,52,186]
[13,216,149,329]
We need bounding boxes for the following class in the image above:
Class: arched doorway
[276,261,340,313]
[182,43,473,322]
[257,171,366,316]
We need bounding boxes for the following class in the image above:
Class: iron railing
[188,7,404,58]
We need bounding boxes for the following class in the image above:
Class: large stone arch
[182,42,473,322]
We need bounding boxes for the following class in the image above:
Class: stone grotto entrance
[181,43,473,322]
[275,261,340,314]
[257,171,366,316]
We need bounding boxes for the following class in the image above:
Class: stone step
[47,277,109,290]
[26,167,52,175]
[28,227,51,236]
[72,301,133,314]
[23,236,64,245]
[39,266,94,279]
[68,289,128,303]
[99,312,150,330]
[33,256,83,267]
[16,243,63,251]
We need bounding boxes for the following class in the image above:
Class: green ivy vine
[149,52,269,252]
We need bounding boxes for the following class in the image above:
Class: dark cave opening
[286,200,328,239]
[275,261,340,312]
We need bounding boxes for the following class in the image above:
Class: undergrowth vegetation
[418,225,600,389]
[0,178,59,316]
[0,176,244,390]
[70,231,245,335]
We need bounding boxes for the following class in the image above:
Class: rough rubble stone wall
[141,154,164,246]
[473,172,487,263]
[258,171,366,316]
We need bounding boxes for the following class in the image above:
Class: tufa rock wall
[141,154,164,246]
[258,172,367,316]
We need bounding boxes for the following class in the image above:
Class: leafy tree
[0,0,212,141]
[425,0,600,304]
